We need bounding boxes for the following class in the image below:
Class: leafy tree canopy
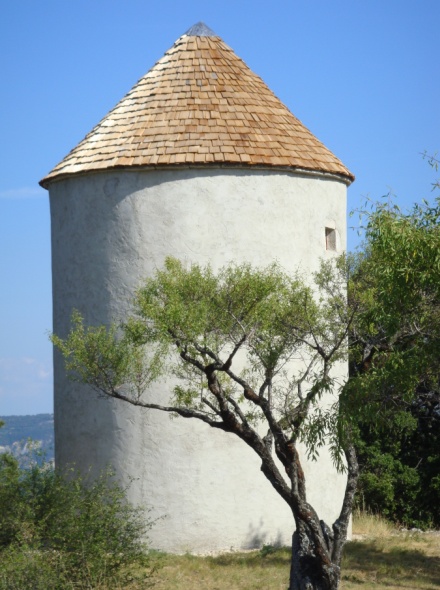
[53,258,351,465]
[345,169,440,529]
[345,194,440,432]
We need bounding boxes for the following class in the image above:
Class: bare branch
[226,394,250,427]
[105,387,225,429]
[222,332,247,370]
[201,396,222,416]
[193,342,220,363]
[178,346,208,373]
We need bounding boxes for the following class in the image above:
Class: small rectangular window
[325,227,337,251]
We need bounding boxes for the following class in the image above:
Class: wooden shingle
[40,27,354,188]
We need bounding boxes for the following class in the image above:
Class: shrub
[355,389,440,529]
[0,451,152,589]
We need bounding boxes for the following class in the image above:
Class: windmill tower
[41,23,354,553]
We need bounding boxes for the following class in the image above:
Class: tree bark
[289,523,340,590]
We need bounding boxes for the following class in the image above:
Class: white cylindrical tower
[41,23,354,553]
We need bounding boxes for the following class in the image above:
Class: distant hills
[0,414,54,463]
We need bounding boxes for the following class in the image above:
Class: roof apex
[184,22,216,36]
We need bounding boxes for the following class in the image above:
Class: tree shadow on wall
[242,520,284,551]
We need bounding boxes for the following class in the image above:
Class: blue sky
[1,0,439,416]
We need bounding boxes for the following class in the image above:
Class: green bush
[0,451,152,589]
[355,390,440,529]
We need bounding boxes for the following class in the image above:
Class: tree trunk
[289,525,340,590]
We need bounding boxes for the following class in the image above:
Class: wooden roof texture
[40,25,354,188]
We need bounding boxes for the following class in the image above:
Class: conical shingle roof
[40,23,354,188]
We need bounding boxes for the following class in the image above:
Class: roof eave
[39,162,354,190]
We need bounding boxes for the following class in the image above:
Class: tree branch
[103,387,226,429]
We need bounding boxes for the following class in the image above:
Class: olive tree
[53,258,357,590]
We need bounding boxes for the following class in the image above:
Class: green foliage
[346,195,440,424]
[51,310,166,402]
[355,389,440,529]
[0,452,152,590]
[53,257,352,466]
[355,439,420,525]
[347,190,440,528]
[133,258,318,372]
[133,259,325,411]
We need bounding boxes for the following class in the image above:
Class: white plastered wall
[49,167,348,553]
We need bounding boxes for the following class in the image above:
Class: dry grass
[343,535,440,589]
[352,509,396,538]
[148,550,292,590]
[121,513,440,590]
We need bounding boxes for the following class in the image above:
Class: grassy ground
[128,513,440,590]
